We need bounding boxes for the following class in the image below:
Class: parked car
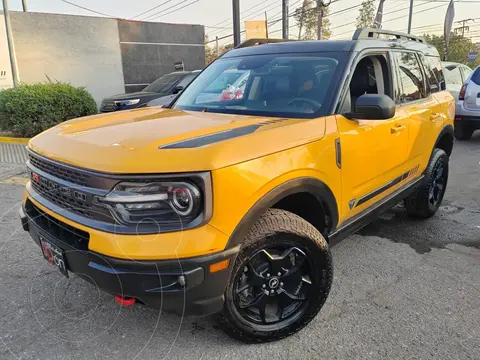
[442,61,472,100]
[100,70,200,112]
[20,29,454,343]
[452,65,480,140]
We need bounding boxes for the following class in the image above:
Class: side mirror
[172,85,184,94]
[344,94,395,120]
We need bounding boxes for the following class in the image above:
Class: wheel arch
[225,178,339,249]
[434,124,454,157]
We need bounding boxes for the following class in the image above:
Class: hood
[28,108,328,173]
[104,91,160,101]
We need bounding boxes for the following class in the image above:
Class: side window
[420,54,440,93]
[393,52,426,103]
[346,54,392,111]
[424,56,446,91]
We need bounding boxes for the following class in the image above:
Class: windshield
[174,52,345,117]
[143,73,186,94]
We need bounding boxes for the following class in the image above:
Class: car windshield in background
[174,52,345,117]
[143,73,186,94]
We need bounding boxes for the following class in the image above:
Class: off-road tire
[454,123,474,141]
[218,208,333,343]
[404,148,449,218]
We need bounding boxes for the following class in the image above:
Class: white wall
[9,12,125,107]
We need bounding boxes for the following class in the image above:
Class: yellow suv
[19,29,454,342]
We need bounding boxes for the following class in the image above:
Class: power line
[332,2,447,38]
[59,0,115,17]
[140,0,189,21]
[146,0,200,21]
[130,0,176,20]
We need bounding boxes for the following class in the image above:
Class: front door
[336,53,410,223]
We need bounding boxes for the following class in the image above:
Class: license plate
[476,98,480,106]
[39,235,68,277]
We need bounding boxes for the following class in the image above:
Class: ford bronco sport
[20,29,454,342]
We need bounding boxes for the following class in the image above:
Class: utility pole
[22,0,27,11]
[2,0,19,87]
[232,0,240,47]
[407,0,414,33]
[282,0,289,40]
[454,19,474,37]
[215,36,219,56]
[317,0,330,40]
[265,11,269,38]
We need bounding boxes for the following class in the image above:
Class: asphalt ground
[0,134,478,359]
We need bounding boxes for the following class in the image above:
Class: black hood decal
[159,118,288,149]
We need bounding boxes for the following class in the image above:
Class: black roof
[223,33,440,59]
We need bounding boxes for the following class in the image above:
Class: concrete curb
[0,136,30,144]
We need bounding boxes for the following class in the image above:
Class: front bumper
[20,203,239,316]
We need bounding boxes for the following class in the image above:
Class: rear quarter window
[471,67,480,85]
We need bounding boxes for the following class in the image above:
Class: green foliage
[0,82,97,137]
[423,33,480,67]
[356,0,376,29]
[205,35,234,65]
[294,0,331,40]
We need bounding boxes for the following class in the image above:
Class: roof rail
[234,38,295,49]
[352,28,424,43]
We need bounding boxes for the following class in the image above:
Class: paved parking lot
[0,135,479,359]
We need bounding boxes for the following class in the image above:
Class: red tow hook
[115,295,136,306]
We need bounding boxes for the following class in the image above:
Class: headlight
[94,180,203,226]
[116,99,140,106]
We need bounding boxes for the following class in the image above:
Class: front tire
[404,148,449,218]
[218,209,333,343]
[454,123,474,141]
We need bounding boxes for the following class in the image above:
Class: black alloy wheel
[233,246,312,327]
[219,209,333,343]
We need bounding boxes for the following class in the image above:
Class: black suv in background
[100,70,200,112]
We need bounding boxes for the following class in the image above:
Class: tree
[356,0,376,29]
[294,0,331,40]
[204,35,234,65]
[424,33,480,67]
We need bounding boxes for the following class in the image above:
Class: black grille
[25,199,90,251]
[30,180,94,218]
[28,153,90,187]
[100,100,118,112]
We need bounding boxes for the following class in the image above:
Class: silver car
[444,63,479,140]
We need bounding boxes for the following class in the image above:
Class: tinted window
[421,55,440,93]
[469,67,480,85]
[394,52,426,103]
[143,73,185,94]
[425,56,446,91]
[175,52,346,118]
[176,73,197,88]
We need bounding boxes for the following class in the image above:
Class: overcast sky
[3,0,480,45]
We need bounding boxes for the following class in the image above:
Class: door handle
[390,124,407,134]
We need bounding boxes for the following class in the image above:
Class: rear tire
[218,209,333,343]
[404,148,449,218]
[454,123,474,141]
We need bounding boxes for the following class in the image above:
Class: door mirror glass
[344,94,395,120]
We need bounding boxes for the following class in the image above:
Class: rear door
[391,51,442,173]
[464,67,480,111]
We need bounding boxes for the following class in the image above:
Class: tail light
[459,84,467,100]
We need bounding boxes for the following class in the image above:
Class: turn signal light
[459,84,467,100]
[209,259,230,273]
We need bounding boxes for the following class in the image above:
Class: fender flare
[225,177,339,248]
[433,124,454,156]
